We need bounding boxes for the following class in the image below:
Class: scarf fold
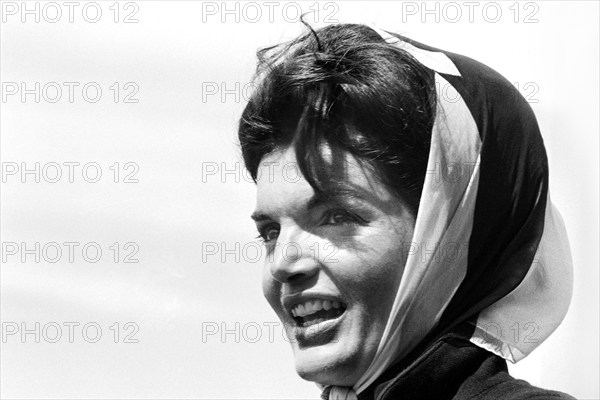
[322,26,573,399]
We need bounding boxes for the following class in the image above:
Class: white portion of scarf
[469,197,573,363]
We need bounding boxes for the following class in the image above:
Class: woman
[238,23,574,399]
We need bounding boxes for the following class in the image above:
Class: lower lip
[291,309,347,347]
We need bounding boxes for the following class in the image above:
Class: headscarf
[324,26,573,399]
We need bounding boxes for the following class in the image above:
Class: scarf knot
[322,386,358,400]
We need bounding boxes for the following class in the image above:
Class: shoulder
[365,331,575,400]
[454,352,575,400]
[460,377,576,400]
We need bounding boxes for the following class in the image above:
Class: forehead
[254,146,396,216]
[255,148,313,216]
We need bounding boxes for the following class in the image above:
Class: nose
[267,226,320,284]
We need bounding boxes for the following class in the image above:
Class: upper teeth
[291,299,342,318]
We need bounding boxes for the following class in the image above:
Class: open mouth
[291,299,347,327]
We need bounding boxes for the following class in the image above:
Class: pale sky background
[1,1,598,399]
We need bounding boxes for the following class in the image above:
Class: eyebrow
[250,189,367,222]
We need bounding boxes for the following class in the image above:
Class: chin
[290,332,373,387]
[278,304,384,387]
[293,347,360,386]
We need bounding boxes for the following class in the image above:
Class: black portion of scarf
[388,32,548,349]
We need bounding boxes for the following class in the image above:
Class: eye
[256,223,280,243]
[323,209,365,226]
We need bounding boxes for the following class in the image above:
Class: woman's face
[253,146,415,386]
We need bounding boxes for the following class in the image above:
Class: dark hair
[238,23,436,214]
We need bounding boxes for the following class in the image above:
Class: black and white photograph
[1,1,598,399]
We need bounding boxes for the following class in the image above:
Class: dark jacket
[351,325,575,400]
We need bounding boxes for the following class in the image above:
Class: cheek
[336,234,407,308]
[361,259,401,304]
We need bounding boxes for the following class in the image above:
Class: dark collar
[358,322,503,400]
